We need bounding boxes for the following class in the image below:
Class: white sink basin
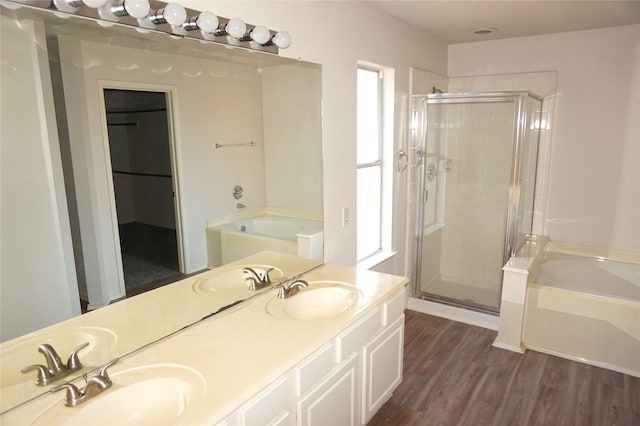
[266,281,361,320]
[193,264,284,295]
[32,364,206,426]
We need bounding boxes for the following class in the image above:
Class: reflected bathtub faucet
[243,267,274,291]
[21,342,90,386]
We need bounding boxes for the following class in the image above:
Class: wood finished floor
[369,310,640,426]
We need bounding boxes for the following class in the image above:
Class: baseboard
[492,341,525,354]
[407,297,500,331]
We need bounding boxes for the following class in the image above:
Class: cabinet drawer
[237,375,289,426]
[295,342,336,396]
[383,287,406,326]
[337,307,382,361]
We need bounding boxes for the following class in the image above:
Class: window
[357,66,388,263]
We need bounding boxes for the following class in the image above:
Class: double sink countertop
[1,255,408,425]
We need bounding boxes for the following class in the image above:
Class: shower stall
[411,92,543,313]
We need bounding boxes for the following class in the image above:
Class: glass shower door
[413,92,542,313]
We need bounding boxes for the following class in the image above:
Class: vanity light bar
[8,0,291,54]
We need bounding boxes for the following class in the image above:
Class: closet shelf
[113,170,172,179]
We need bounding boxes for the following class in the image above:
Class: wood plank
[369,310,640,426]
[624,374,640,425]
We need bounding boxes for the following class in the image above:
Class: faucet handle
[261,267,274,284]
[21,364,53,386]
[66,342,90,371]
[51,382,83,407]
[96,358,119,385]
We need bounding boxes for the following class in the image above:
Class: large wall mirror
[1,2,323,412]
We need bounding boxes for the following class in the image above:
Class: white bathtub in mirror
[207,214,324,267]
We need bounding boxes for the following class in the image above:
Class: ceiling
[361,0,640,44]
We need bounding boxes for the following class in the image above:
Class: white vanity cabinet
[224,375,291,426]
[362,315,404,424]
[297,353,359,426]
[219,287,406,426]
[362,288,406,423]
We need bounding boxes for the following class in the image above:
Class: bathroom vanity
[1,254,408,425]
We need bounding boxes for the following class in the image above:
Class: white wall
[449,25,640,252]
[183,1,448,271]
[262,64,323,217]
[0,13,80,341]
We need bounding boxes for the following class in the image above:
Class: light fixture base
[12,0,286,55]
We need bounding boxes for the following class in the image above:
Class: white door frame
[96,80,185,299]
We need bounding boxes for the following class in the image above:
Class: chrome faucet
[21,342,90,386]
[51,358,119,407]
[243,267,274,291]
[277,279,309,299]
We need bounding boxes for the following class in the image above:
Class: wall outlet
[342,207,350,226]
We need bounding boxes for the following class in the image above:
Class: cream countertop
[1,263,408,425]
[0,251,321,413]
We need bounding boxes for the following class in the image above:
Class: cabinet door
[236,375,290,426]
[298,354,358,426]
[362,315,404,424]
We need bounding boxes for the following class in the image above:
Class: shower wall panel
[437,102,515,288]
[449,71,557,236]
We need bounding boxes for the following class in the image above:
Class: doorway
[102,88,185,296]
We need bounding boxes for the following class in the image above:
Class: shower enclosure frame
[411,91,543,314]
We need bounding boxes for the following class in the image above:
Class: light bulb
[250,25,270,45]
[82,0,107,7]
[196,11,218,33]
[52,0,78,13]
[124,0,149,19]
[272,31,291,49]
[162,3,186,26]
[225,18,246,39]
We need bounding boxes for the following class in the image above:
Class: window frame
[356,65,390,265]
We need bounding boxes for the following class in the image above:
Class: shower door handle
[396,150,408,172]
[412,147,425,167]
[426,162,436,181]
